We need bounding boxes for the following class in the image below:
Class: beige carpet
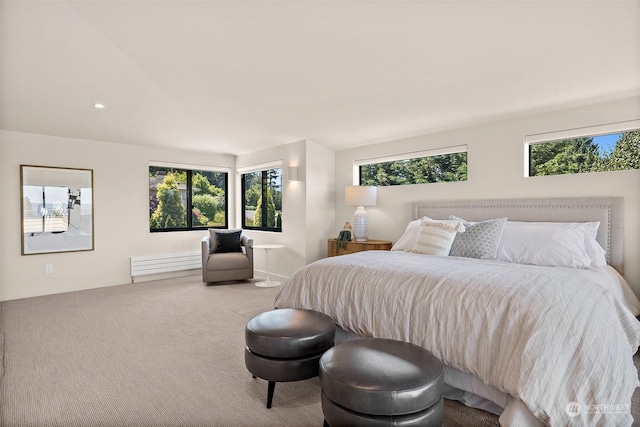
[0,275,635,426]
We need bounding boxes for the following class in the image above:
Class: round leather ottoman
[319,338,444,427]
[244,308,336,408]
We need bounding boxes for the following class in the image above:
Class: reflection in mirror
[21,165,94,255]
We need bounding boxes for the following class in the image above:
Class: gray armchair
[202,233,254,283]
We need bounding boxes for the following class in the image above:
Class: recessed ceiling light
[94,103,105,109]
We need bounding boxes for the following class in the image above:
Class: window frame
[354,145,468,186]
[149,163,229,233]
[239,163,283,233]
[524,120,640,177]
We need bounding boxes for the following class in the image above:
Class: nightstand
[327,239,393,257]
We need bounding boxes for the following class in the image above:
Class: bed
[274,197,640,427]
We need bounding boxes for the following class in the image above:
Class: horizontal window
[527,124,640,177]
[149,165,228,232]
[356,146,467,186]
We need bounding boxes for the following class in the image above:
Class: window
[149,165,228,232]
[241,167,282,232]
[526,122,640,177]
[357,146,467,186]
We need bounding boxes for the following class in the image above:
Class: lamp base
[352,206,368,242]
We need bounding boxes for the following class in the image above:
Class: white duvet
[274,251,640,426]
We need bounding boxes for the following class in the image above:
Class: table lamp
[345,186,377,242]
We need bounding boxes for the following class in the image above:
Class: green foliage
[191,172,226,226]
[604,131,640,171]
[530,138,600,176]
[253,189,277,228]
[266,169,282,211]
[336,230,351,249]
[149,167,227,229]
[530,131,639,176]
[244,187,261,208]
[191,207,209,226]
[173,170,187,184]
[150,173,186,228]
[243,169,282,229]
[253,198,263,226]
[192,193,218,222]
[192,173,214,195]
[200,170,226,192]
[360,152,467,186]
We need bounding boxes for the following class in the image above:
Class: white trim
[353,145,467,167]
[149,161,230,173]
[524,119,640,145]
[236,160,283,175]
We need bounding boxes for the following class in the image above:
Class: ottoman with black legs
[320,338,444,427]
[244,308,336,408]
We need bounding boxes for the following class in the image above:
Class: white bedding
[274,250,640,427]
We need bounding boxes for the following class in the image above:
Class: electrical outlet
[45,264,54,274]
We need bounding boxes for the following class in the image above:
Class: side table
[327,239,392,257]
[253,244,284,287]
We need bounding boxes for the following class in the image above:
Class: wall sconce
[287,167,299,182]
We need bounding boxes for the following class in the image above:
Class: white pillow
[496,221,607,270]
[411,219,465,256]
[391,218,425,251]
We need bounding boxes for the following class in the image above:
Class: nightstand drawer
[327,239,392,257]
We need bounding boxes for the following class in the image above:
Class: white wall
[0,0,4,305]
[305,141,336,262]
[235,140,306,281]
[1,133,335,301]
[1,130,235,301]
[234,139,335,281]
[3,97,637,300]
[335,96,640,295]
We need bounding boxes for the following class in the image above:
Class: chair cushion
[206,252,250,271]
[319,338,443,416]
[245,308,336,358]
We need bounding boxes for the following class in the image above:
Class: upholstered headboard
[412,197,624,274]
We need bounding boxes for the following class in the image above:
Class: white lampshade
[345,186,377,207]
[345,186,377,242]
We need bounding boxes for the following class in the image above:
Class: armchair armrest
[202,236,211,273]
[241,235,254,270]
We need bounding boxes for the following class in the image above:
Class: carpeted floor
[0,275,636,426]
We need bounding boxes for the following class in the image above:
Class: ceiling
[2,1,639,155]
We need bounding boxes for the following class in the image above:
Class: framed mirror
[21,165,94,255]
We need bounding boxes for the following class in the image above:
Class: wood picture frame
[21,165,94,255]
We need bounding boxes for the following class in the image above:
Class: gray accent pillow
[448,216,507,259]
